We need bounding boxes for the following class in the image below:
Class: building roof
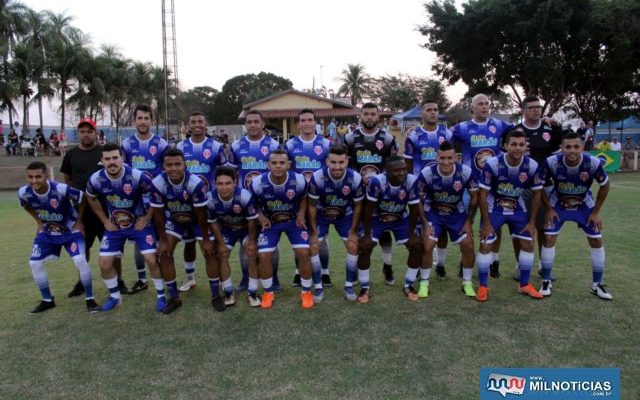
[243,108,357,119]
[243,88,353,109]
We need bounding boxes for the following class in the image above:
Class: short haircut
[102,142,122,155]
[421,99,438,108]
[215,165,237,181]
[163,147,185,162]
[504,127,527,144]
[361,102,379,111]
[562,130,581,142]
[26,161,47,173]
[245,110,264,121]
[269,148,288,159]
[387,154,405,165]
[133,104,153,119]
[438,141,454,152]
[522,95,540,108]
[328,143,348,156]
[189,111,205,119]
[297,108,315,122]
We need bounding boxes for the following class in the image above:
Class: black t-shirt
[516,121,562,164]
[60,144,103,190]
[344,128,397,178]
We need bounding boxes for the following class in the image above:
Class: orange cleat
[519,283,544,299]
[300,291,314,309]
[260,292,275,309]
[475,285,490,302]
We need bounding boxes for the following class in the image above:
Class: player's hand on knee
[587,212,602,232]
[480,224,494,242]
[545,209,559,228]
[246,240,257,258]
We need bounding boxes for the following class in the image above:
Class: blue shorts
[257,220,309,253]
[371,216,409,245]
[544,206,602,238]
[317,214,352,241]
[165,220,210,243]
[31,231,85,262]
[482,212,531,244]
[100,226,157,256]
[221,227,249,249]
[426,212,468,244]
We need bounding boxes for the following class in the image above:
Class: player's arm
[359,198,375,252]
[408,203,422,250]
[194,205,215,259]
[296,196,308,230]
[22,204,44,233]
[85,193,117,232]
[522,189,542,238]
[209,220,228,258]
[478,188,494,241]
[308,197,318,235]
[246,218,258,258]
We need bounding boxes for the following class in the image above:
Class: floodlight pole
[161,0,180,140]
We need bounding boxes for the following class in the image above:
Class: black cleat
[129,280,149,294]
[86,298,100,313]
[382,264,395,285]
[211,296,227,312]
[162,298,182,314]
[321,274,333,287]
[292,274,301,287]
[67,280,85,297]
[436,265,447,280]
[489,261,501,278]
[30,298,56,314]
[118,279,130,295]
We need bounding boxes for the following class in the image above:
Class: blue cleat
[99,296,122,312]
[155,297,167,312]
[313,288,324,303]
[343,286,357,301]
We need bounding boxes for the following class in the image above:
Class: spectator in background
[584,122,595,151]
[315,120,323,135]
[621,137,635,170]
[49,130,60,155]
[327,118,337,143]
[33,128,47,156]
[5,128,19,155]
[59,129,67,156]
[98,130,106,145]
[610,137,621,152]
[337,122,348,144]
[595,139,611,151]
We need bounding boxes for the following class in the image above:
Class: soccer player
[417,141,478,298]
[537,131,612,299]
[404,100,453,279]
[285,108,332,289]
[121,104,169,293]
[85,143,166,312]
[228,110,282,291]
[512,96,562,281]
[476,128,543,301]
[151,148,226,314]
[175,112,227,293]
[208,166,261,307]
[344,102,398,285]
[19,162,97,313]
[250,149,314,309]
[358,156,422,303]
[308,144,364,301]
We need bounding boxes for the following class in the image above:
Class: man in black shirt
[60,118,127,296]
[513,95,562,280]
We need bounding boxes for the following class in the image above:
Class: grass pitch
[0,173,638,399]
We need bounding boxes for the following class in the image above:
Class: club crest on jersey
[438,136,445,144]
[453,181,462,192]
[519,172,528,183]
[260,146,269,155]
[233,204,242,214]
[580,171,589,182]
[342,185,351,195]
[123,183,132,195]
[301,231,309,241]
[375,140,384,150]
[542,131,551,142]
[489,125,497,133]
[314,146,323,155]
[49,198,59,209]
[146,235,154,245]
[70,242,78,253]
[149,146,157,156]
[203,149,212,159]
[286,189,295,200]
[183,190,189,200]
[398,190,406,200]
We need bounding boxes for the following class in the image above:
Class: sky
[8,0,467,126]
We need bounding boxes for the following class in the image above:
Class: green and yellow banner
[589,150,620,172]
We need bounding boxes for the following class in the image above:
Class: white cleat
[539,280,553,297]
[591,283,612,300]
[248,294,261,307]
[179,277,196,292]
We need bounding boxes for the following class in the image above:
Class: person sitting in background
[5,128,19,155]
[595,139,611,151]
[610,137,621,151]
[49,130,60,155]
[59,130,67,156]
[33,129,48,156]
[98,130,106,145]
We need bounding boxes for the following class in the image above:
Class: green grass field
[0,173,638,399]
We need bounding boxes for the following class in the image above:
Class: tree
[212,72,292,124]
[0,0,27,128]
[369,74,451,111]
[420,0,640,122]
[336,63,371,106]
[181,85,218,122]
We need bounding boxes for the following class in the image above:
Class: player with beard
[121,104,168,292]
[228,110,282,292]
[285,109,332,291]
[404,100,452,280]
[344,103,398,286]
[308,144,364,301]
[176,112,226,293]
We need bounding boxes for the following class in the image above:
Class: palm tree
[23,7,51,133]
[336,63,371,106]
[0,0,27,127]
[10,41,37,129]
[68,51,107,121]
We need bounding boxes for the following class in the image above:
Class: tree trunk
[38,97,44,134]
[23,95,28,131]
[60,85,66,131]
